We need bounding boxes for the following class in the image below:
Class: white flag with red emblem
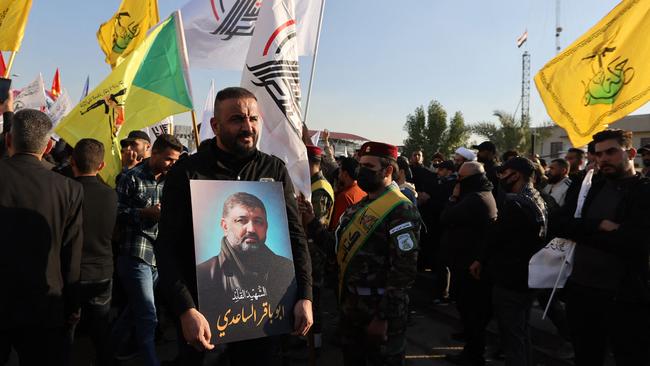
[241,0,310,198]
[181,0,321,70]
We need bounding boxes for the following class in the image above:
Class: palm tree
[472,111,532,155]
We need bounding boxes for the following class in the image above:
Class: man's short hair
[502,150,519,162]
[222,192,267,219]
[72,138,104,174]
[152,134,183,153]
[339,157,360,180]
[567,147,586,158]
[550,158,569,171]
[10,109,52,154]
[213,87,257,117]
[379,157,399,181]
[592,129,633,149]
[587,141,596,155]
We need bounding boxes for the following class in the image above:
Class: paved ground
[8,273,612,365]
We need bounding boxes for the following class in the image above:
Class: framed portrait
[190,180,297,344]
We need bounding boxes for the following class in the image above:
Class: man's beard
[599,162,626,179]
[235,233,263,253]
[218,130,258,155]
[547,174,563,184]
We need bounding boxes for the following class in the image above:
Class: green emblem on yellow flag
[57,12,193,187]
[535,0,650,148]
[97,0,159,68]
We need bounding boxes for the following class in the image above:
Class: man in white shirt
[543,158,572,207]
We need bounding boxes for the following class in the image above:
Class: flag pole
[302,0,326,126]
[173,9,201,150]
[190,110,200,150]
[4,51,17,78]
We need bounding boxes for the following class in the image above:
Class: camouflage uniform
[307,183,420,365]
[309,171,334,339]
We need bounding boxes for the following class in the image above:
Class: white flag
[241,0,310,198]
[199,79,216,143]
[48,89,73,128]
[310,130,320,146]
[13,74,48,112]
[182,0,321,70]
[143,116,175,141]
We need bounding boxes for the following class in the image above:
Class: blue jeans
[113,256,159,366]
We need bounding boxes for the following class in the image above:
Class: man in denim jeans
[113,134,183,366]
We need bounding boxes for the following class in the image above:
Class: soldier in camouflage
[299,141,420,366]
[305,145,335,349]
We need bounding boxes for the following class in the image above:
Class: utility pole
[556,0,562,54]
[522,51,532,154]
[521,51,530,123]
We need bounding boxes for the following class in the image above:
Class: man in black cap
[639,144,650,177]
[477,157,547,366]
[473,141,500,196]
[120,130,152,171]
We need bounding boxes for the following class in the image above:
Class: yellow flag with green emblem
[97,0,159,68]
[534,0,650,148]
[0,0,33,51]
[56,12,193,187]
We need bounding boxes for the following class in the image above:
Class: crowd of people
[0,86,649,366]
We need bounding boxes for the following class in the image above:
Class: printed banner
[191,180,296,344]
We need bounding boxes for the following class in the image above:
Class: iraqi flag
[517,30,528,48]
[241,0,310,198]
[181,0,322,69]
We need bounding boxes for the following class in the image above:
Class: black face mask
[357,167,384,193]
[644,159,650,168]
[499,173,516,193]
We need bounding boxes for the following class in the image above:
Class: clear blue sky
[11,0,648,146]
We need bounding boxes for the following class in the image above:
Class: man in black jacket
[0,109,84,365]
[553,129,650,366]
[67,138,118,366]
[441,162,497,366]
[155,87,312,365]
[480,157,547,366]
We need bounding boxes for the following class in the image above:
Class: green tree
[402,106,427,158]
[403,100,470,161]
[424,101,447,156]
[443,111,470,156]
[472,111,530,154]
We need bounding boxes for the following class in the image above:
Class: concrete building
[536,114,650,166]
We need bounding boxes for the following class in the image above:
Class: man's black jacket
[76,176,117,281]
[440,174,497,269]
[484,184,547,291]
[551,172,650,303]
[0,154,83,328]
[155,140,312,317]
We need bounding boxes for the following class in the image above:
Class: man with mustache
[155,87,312,365]
[553,129,650,366]
[542,158,572,207]
[195,192,296,341]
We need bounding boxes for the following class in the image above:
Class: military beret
[306,145,323,158]
[359,141,398,160]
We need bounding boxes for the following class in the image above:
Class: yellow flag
[534,0,650,148]
[97,0,159,68]
[0,0,33,51]
[58,13,193,186]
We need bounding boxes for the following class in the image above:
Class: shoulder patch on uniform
[389,222,414,235]
[397,233,415,252]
